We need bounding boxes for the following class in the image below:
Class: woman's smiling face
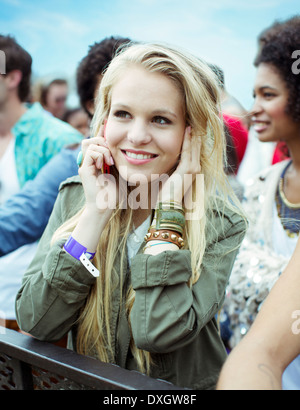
[251,63,300,143]
[105,66,187,184]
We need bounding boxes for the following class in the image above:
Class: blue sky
[1,0,299,109]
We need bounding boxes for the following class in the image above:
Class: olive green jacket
[16,176,246,390]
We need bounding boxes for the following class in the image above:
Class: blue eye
[115,110,131,118]
[153,116,171,125]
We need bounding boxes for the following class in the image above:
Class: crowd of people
[0,14,299,390]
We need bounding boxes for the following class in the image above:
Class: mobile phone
[102,120,111,174]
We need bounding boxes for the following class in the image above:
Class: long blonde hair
[52,42,245,374]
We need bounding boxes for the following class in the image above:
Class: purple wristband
[63,236,95,260]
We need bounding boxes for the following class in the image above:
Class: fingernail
[110,156,114,165]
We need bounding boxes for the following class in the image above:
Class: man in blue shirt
[0,35,82,200]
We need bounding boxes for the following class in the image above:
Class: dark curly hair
[254,16,300,123]
[76,36,131,117]
[0,34,32,102]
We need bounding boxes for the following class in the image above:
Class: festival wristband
[63,236,99,277]
[79,254,99,277]
[63,235,96,261]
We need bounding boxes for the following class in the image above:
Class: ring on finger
[77,150,83,167]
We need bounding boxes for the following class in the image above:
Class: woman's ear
[5,69,22,91]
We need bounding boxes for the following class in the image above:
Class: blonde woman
[16,42,246,390]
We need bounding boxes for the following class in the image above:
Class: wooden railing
[0,326,182,390]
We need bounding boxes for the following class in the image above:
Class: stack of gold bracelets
[144,201,185,251]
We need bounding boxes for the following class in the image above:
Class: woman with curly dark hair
[257,16,300,164]
[221,16,300,390]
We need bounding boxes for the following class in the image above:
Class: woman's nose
[127,120,151,145]
[250,97,263,117]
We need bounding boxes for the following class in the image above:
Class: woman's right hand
[79,135,116,214]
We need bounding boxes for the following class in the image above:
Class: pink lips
[121,149,158,165]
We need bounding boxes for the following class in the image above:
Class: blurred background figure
[209,63,249,200]
[210,64,250,130]
[63,107,90,138]
[37,78,68,119]
[237,17,300,186]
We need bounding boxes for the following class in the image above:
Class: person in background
[63,107,90,138]
[211,64,250,130]
[237,17,300,184]
[209,64,248,200]
[223,114,248,174]
[76,36,132,119]
[0,33,82,330]
[0,35,81,199]
[257,18,300,167]
[217,236,300,390]
[39,78,68,119]
[16,42,247,390]
[221,15,300,390]
[223,121,244,201]
[209,64,248,171]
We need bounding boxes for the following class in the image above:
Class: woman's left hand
[158,126,202,205]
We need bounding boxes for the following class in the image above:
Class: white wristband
[79,253,99,277]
